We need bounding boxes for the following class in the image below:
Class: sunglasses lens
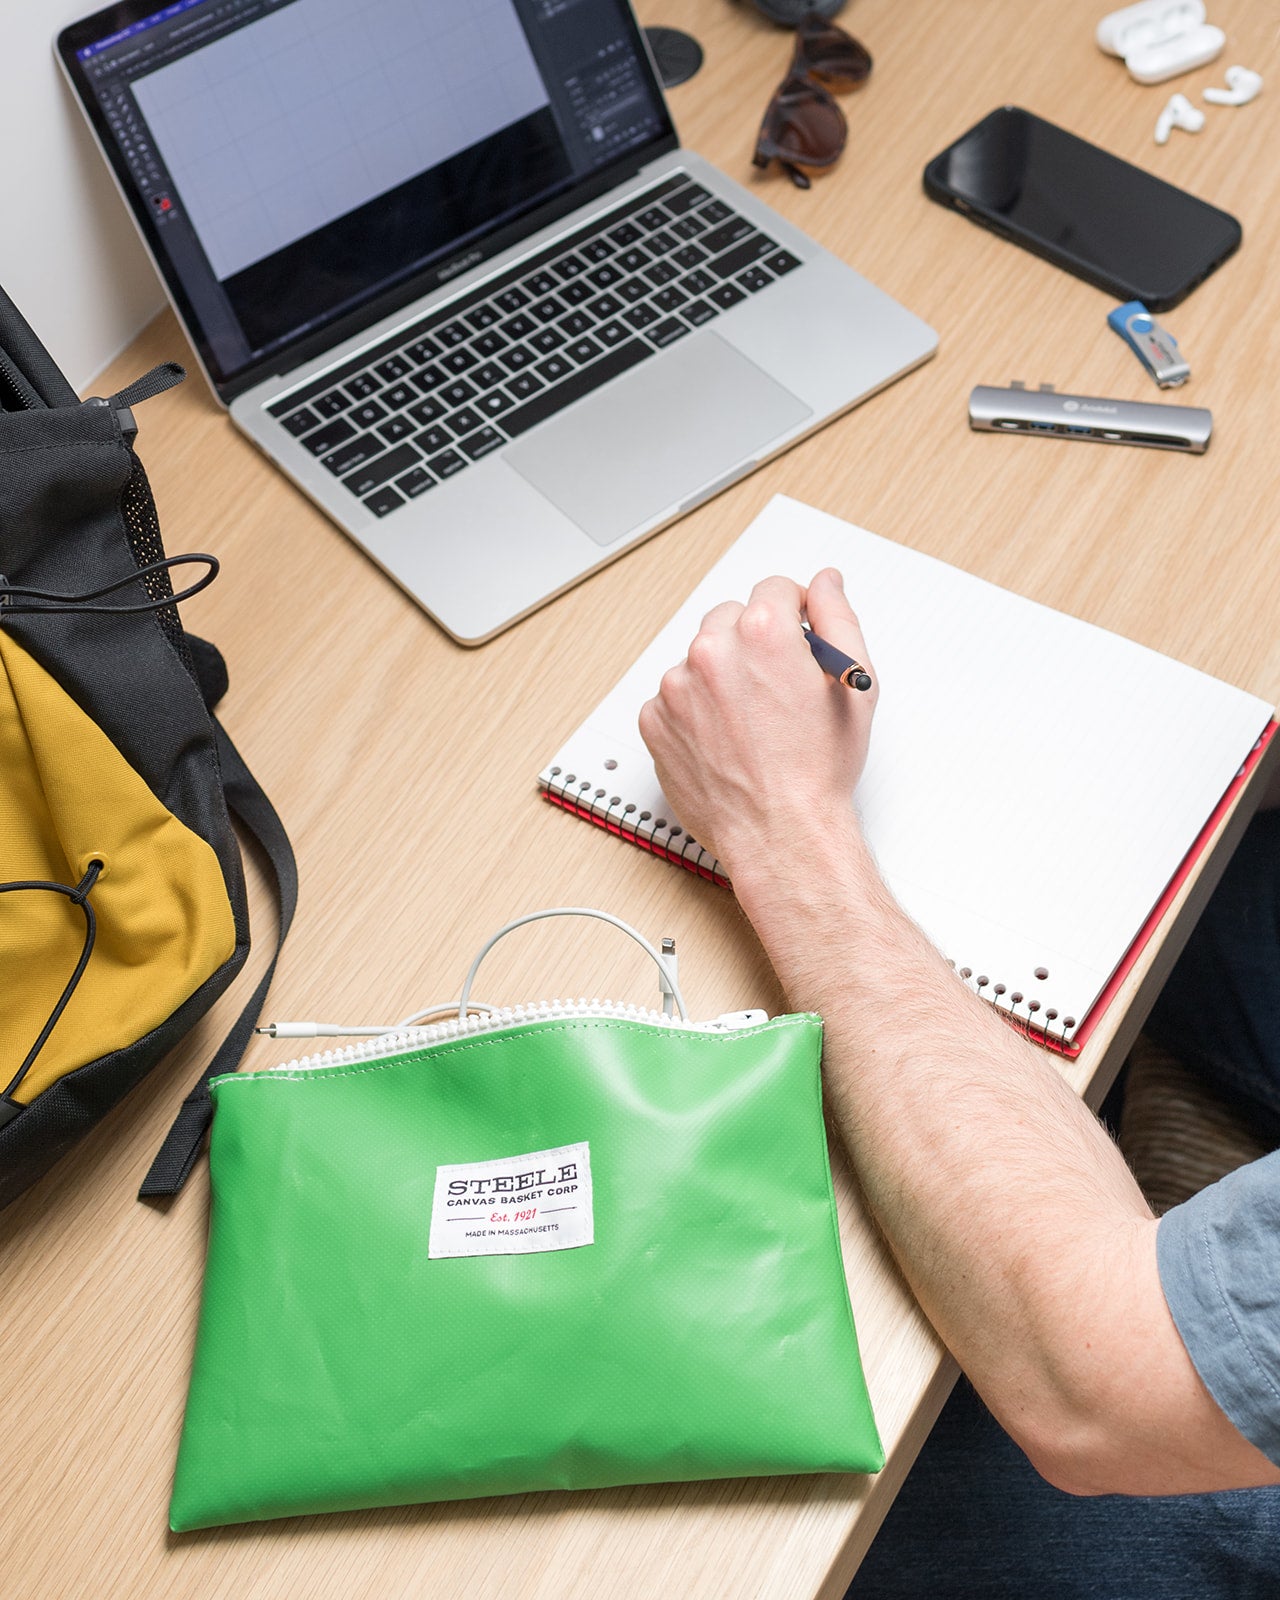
[795,16,873,88]
[755,75,847,168]
[753,13,868,186]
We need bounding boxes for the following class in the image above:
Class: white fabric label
[428,1140,594,1259]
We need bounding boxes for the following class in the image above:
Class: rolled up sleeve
[1157,1150,1280,1466]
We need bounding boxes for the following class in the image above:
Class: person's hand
[638,568,876,879]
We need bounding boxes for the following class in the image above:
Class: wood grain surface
[4,2,1278,1596]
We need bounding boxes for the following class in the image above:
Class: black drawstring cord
[0,553,218,617]
[0,861,104,1119]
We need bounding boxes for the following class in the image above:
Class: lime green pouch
[170,917,883,1530]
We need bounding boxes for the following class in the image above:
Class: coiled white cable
[257,906,685,1038]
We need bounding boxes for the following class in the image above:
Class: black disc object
[749,0,846,23]
[644,26,705,88]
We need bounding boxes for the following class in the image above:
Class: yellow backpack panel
[1,629,235,1103]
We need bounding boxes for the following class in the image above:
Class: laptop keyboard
[267,172,802,519]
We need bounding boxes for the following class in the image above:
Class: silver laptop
[59,0,937,643]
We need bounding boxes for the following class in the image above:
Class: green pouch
[171,913,883,1530]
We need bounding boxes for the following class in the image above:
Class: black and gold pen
[804,628,872,691]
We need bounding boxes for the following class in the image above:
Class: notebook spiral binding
[542,765,1080,1053]
[540,765,730,888]
[948,961,1075,1055]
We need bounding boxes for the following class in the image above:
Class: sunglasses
[752,12,874,190]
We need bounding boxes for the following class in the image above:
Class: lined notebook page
[541,496,1274,1046]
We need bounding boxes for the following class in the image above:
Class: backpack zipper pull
[83,361,186,442]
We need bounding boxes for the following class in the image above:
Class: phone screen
[924,107,1241,309]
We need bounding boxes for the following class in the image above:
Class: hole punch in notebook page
[540,496,1276,1052]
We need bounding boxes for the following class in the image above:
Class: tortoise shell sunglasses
[752,12,874,189]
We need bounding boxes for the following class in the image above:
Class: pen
[805,628,873,691]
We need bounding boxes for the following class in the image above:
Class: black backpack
[0,285,296,1210]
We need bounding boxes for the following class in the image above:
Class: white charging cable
[257,906,687,1038]
[256,1002,495,1040]
[456,907,687,1021]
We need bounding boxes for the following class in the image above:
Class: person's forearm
[732,811,1231,1493]
[639,568,1280,1493]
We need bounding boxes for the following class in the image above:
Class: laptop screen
[60,0,675,397]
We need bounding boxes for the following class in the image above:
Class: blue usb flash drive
[1107,301,1190,388]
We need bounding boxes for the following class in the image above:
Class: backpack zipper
[0,348,41,411]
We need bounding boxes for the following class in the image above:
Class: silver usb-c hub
[969,382,1212,453]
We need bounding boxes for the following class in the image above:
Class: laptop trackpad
[503,333,811,547]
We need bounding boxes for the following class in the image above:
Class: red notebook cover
[1050,718,1278,1057]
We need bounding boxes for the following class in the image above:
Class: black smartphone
[923,106,1241,310]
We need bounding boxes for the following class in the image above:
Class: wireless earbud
[1203,65,1264,106]
[1154,91,1205,143]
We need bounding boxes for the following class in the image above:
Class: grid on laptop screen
[62,0,674,392]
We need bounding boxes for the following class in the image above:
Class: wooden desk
[5,2,1279,1595]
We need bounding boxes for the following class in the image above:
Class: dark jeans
[1145,808,1280,1141]
[849,810,1280,1600]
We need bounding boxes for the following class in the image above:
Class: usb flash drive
[1107,301,1191,387]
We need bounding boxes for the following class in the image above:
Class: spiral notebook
[538,496,1276,1054]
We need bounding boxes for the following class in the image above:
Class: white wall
[1,0,165,391]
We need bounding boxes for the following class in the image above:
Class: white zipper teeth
[272,999,697,1073]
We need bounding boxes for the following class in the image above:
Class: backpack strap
[138,714,298,1197]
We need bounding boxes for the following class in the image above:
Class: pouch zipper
[268,999,766,1074]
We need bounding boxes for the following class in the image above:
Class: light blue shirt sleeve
[1157,1149,1280,1466]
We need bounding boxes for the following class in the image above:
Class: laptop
[58,0,937,643]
